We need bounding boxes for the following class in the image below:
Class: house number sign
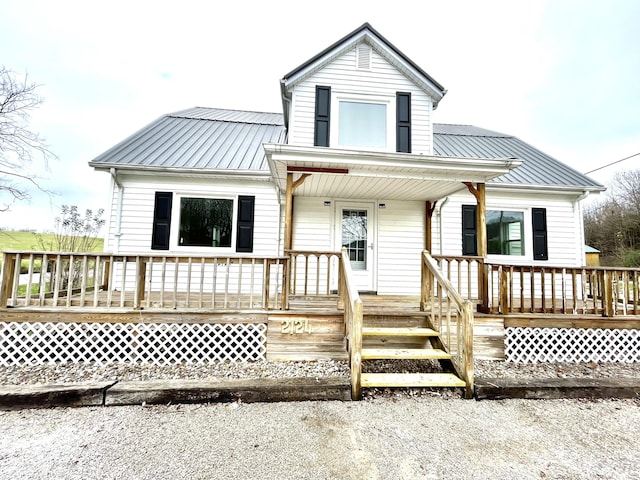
[281,318,312,335]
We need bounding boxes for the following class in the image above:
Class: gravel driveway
[1,395,639,479]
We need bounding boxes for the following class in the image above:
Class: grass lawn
[0,230,104,272]
[0,230,104,253]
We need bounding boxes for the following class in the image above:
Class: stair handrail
[338,248,364,400]
[421,251,475,398]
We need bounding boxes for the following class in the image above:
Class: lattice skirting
[505,327,640,363]
[0,322,267,365]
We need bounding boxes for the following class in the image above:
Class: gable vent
[356,43,372,70]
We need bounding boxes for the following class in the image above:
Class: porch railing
[421,251,474,398]
[338,248,363,400]
[287,250,341,296]
[487,263,640,316]
[1,251,288,310]
[432,255,485,305]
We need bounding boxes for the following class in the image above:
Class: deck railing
[1,251,289,310]
[487,263,640,316]
[338,248,363,400]
[421,251,474,398]
[432,255,485,304]
[287,250,341,296]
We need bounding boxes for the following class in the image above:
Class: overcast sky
[1,0,639,231]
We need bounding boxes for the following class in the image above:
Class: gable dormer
[280,23,446,155]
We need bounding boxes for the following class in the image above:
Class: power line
[584,152,640,175]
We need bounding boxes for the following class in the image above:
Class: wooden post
[284,172,294,251]
[350,298,363,401]
[464,182,488,311]
[603,270,614,317]
[0,252,16,308]
[425,201,436,253]
[462,300,475,399]
[134,256,146,309]
[499,266,509,314]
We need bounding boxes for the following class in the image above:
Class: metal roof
[89,108,286,173]
[89,107,603,191]
[433,124,604,190]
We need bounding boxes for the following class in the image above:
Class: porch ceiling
[264,144,522,201]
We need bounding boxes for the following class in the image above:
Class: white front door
[336,202,376,292]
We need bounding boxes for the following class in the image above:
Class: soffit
[265,145,521,202]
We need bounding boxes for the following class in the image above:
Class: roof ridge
[433,123,511,138]
[167,107,284,126]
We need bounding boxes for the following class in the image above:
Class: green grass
[0,230,104,253]
[0,230,104,272]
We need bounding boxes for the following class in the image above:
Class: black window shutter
[396,92,411,153]
[314,86,331,147]
[462,204,477,256]
[532,207,548,260]
[151,192,173,250]
[236,195,255,253]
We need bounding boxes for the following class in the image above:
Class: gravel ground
[1,395,639,479]
[2,361,640,479]
[2,359,640,388]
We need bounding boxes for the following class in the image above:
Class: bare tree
[584,168,640,266]
[0,66,56,210]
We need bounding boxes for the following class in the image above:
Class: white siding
[376,200,425,295]
[287,44,434,154]
[291,197,425,295]
[433,189,586,267]
[108,174,280,256]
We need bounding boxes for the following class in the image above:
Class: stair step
[362,327,439,337]
[361,372,466,388]
[361,348,451,360]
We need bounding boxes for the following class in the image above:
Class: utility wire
[584,152,640,175]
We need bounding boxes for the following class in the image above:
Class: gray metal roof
[433,124,604,190]
[89,107,286,173]
[90,107,603,191]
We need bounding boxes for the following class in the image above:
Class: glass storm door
[338,203,375,292]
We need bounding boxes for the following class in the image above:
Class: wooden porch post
[284,172,294,251]
[465,182,488,311]
[425,201,436,253]
[284,172,311,252]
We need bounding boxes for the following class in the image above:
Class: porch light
[324,201,332,207]
[378,203,386,209]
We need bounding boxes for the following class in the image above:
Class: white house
[89,23,604,296]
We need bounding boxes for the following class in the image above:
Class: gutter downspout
[110,168,123,253]
[437,196,450,255]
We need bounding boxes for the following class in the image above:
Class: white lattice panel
[506,327,640,363]
[0,322,267,365]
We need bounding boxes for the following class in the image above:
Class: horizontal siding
[376,200,425,295]
[288,45,434,154]
[434,189,584,267]
[110,175,280,256]
[291,197,334,251]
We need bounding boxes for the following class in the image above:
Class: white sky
[1,0,639,231]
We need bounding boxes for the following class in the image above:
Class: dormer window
[314,86,411,152]
[338,100,387,148]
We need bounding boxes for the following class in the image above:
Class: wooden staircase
[358,306,467,392]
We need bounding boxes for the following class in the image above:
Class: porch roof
[264,144,522,201]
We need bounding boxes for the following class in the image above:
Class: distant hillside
[0,230,104,253]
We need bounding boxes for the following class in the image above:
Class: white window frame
[170,192,238,252]
[330,92,394,151]
[485,206,532,261]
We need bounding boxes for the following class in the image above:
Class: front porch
[1,250,639,399]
